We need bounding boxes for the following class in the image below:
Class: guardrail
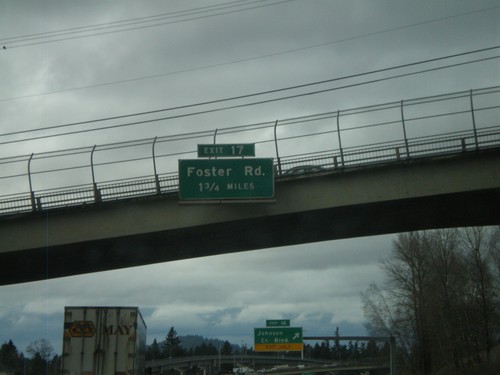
[1,86,499,217]
[277,127,499,172]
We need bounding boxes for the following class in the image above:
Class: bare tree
[25,339,53,362]
[425,229,478,370]
[361,283,414,371]
[383,231,434,374]
[488,227,500,289]
[362,228,500,375]
[459,227,498,361]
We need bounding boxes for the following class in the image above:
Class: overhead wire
[2,56,499,147]
[0,85,498,177]
[1,0,296,49]
[0,45,499,145]
[2,2,497,49]
[0,0,261,44]
[2,4,499,102]
[1,55,499,148]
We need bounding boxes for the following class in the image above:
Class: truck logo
[68,321,96,337]
[104,325,135,335]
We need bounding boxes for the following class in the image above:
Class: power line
[0,0,258,43]
[1,0,296,49]
[2,95,499,183]
[2,4,499,102]
[1,45,499,140]
[1,86,498,167]
[3,2,497,48]
[1,54,498,146]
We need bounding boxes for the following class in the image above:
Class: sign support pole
[470,89,479,150]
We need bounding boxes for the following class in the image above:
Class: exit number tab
[197,144,255,158]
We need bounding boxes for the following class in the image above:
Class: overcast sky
[1,0,499,356]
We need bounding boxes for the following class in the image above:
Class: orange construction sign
[254,343,303,352]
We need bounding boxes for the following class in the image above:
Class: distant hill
[180,335,226,350]
[155,335,241,352]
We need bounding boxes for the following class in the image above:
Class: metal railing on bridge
[1,86,499,216]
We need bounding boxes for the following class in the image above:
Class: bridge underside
[1,188,498,285]
[0,151,499,285]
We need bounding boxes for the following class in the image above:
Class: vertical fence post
[400,100,410,158]
[336,110,344,167]
[470,89,479,150]
[273,120,282,175]
[212,129,218,160]
[90,145,101,203]
[152,136,161,194]
[28,153,36,211]
[213,128,218,144]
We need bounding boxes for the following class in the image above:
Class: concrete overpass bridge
[0,86,499,285]
[146,354,331,371]
[145,354,388,375]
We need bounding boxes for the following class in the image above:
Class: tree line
[303,332,391,362]
[146,326,391,363]
[362,227,500,375]
[146,327,238,360]
[0,339,59,375]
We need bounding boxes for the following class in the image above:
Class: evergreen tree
[147,338,161,360]
[205,343,217,355]
[348,341,360,359]
[313,341,330,360]
[311,343,321,359]
[163,327,183,358]
[365,339,379,358]
[221,340,232,355]
[30,352,46,375]
[49,354,61,375]
[359,342,367,358]
[0,340,22,373]
[333,327,341,361]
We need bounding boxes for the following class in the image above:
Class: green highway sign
[266,319,290,327]
[178,158,274,200]
[254,327,303,352]
[197,144,255,158]
[254,327,302,344]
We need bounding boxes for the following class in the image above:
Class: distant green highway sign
[197,143,255,158]
[178,158,274,200]
[254,327,303,352]
[266,319,290,327]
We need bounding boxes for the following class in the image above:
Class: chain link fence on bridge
[1,86,499,216]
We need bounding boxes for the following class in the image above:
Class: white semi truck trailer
[61,306,147,375]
